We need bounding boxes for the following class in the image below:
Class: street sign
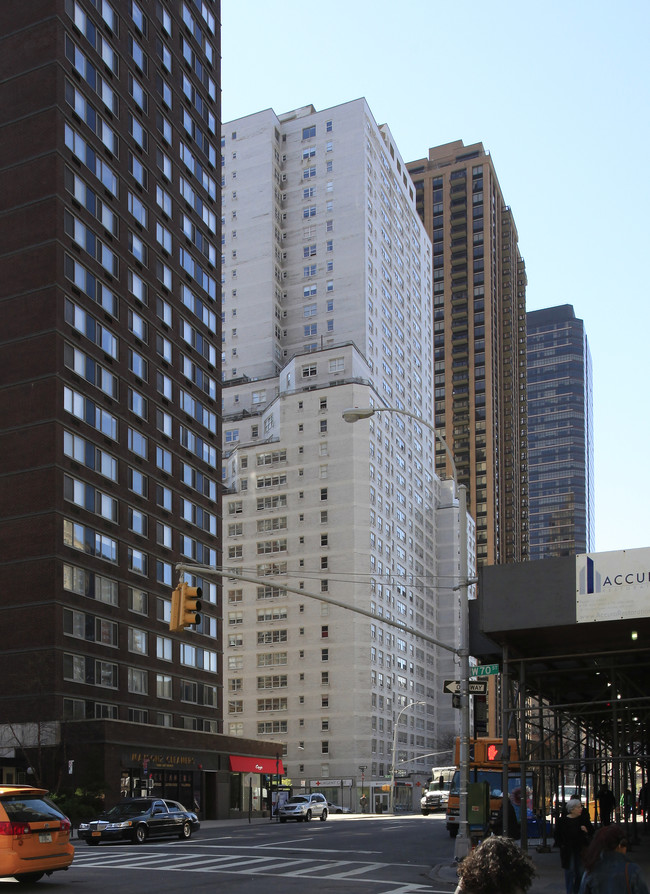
[310,778,353,787]
[473,664,499,677]
[443,679,488,695]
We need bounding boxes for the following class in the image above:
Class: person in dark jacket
[491,795,521,840]
[598,784,616,826]
[578,824,649,894]
[555,798,594,894]
[454,835,536,894]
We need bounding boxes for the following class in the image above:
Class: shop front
[61,719,283,820]
[229,755,285,816]
[121,750,202,813]
[308,778,355,813]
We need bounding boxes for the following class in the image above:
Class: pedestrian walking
[555,798,594,893]
[454,835,536,894]
[598,784,616,826]
[621,788,634,821]
[578,824,649,893]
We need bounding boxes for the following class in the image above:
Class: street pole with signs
[390,700,425,815]
[342,406,476,860]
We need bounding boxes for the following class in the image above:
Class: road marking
[72,848,446,890]
[327,862,387,878]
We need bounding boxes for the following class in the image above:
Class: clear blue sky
[221,0,650,554]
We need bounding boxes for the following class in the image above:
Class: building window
[156,636,172,661]
[129,587,148,615]
[128,507,148,537]
[127,667,148,694]
[128,547,148,576]
[156,674,172,699]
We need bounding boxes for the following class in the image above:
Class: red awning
[229,755,285,775]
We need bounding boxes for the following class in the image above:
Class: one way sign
[443,680,488,695]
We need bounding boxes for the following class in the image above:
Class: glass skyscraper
[527,305,594,560]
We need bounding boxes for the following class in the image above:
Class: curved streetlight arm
[342,406,457,480]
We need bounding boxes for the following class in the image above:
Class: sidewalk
[432,831,650,893]
[432,846,566,893]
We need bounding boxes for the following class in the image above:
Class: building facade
[407,141,529,568]
[0,0,280,816]
[220,101,475,810]
[526,305,594,560]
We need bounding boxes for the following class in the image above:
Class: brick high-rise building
[407,141,529,567]
[0,0,280,815]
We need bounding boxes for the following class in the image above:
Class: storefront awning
[229,755,285,775]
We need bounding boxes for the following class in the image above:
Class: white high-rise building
[220,99,475,810]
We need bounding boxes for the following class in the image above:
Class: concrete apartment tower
[0,0,286,815]
[221,100,474,810]
[527,305,594,560]
[407,142,529,569]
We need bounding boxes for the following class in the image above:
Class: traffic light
[169,582,202,632]
[179,581,202,629]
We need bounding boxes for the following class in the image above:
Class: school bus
[445,737,533,837]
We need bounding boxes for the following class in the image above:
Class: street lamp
[343,406,474,860]
[359,765,367,813]
[390,699,425,815]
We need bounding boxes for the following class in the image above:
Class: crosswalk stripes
[71,847,438,890]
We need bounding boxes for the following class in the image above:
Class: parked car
[327,801,351,814]
[279,793,328,822]
[77,797,200,845]
[0,784,74,884]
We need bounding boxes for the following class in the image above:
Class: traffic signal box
[169,582,202,632]
[455,737,520,766]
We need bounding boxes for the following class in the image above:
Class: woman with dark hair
[578,824,649,893]
[454,835,536,894]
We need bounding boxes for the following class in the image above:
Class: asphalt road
[24,814,459,894]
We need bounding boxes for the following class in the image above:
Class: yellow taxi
[0,784,74,883]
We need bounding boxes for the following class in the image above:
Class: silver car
[279,793,328,823]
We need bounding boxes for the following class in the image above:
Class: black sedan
[78,798,200,845]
